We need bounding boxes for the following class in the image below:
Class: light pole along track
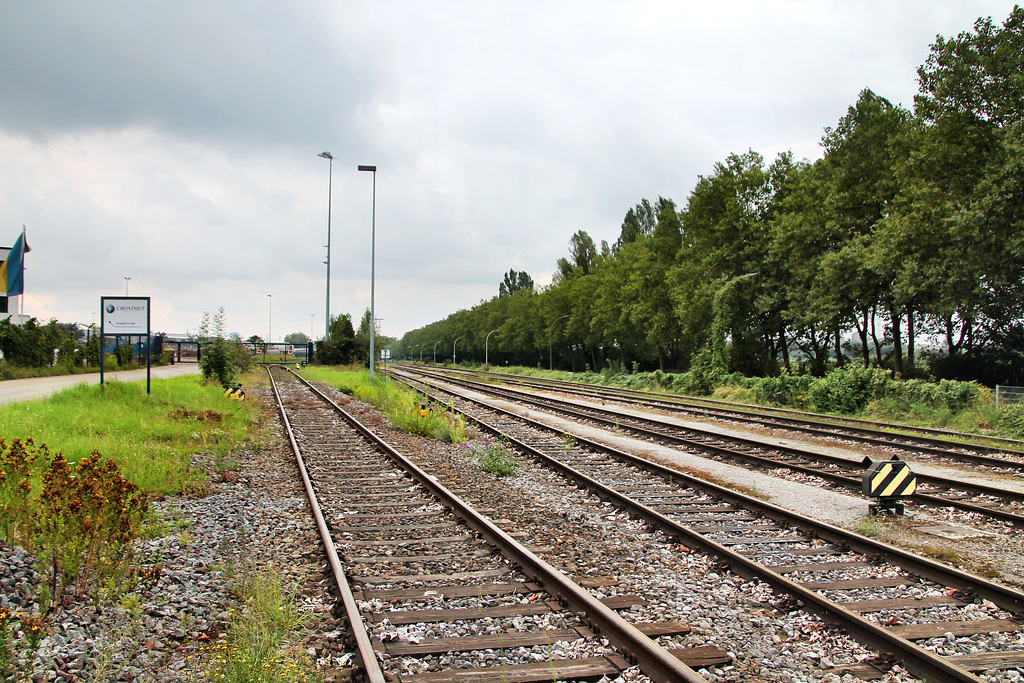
[404,366,1024,527]
[267,365,708,683]
[390,367,1024,682]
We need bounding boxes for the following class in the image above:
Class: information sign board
[102,297,150,334]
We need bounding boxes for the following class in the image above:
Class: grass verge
[0,374,263,496]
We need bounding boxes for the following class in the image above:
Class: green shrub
[676,349,724,396]
[751,370,813,408]
[807,363,892,414]
[464,439,518,477]
[998,403,1024,438]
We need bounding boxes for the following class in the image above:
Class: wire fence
[996,385,1024,405]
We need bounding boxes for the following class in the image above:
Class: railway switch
[862,456,916,515]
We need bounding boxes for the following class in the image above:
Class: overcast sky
[1,1,1018,342]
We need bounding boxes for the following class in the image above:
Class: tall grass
[0,375,261,496]
[200,565,319,683]
[299,367,466,443]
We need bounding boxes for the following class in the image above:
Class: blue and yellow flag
[0,228,31,297]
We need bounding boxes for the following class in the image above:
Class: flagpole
[19,226,25,315]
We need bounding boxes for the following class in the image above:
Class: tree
[613,199,657,252]
[893,6,1024,373]
[315,313,357,365]
[284,332,309,345]
[198,308,251,388]
[498,269,534,297]
[555,230,600,282]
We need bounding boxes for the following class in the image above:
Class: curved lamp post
[485,328,499,367]
[411,344,420,361]
[358,164,377,379]
[453,336,462,365]
[549,315,570,370]
[433,341,440,364]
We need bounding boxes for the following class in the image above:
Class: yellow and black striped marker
[225,385,245,401]
[862,456,915,515]
[416,402,431,417]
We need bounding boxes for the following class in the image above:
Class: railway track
[383,366,1024,681]
[398,366,1024,528]
[266,366,708,683]
[420,365,1024,473]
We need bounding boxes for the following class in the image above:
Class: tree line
[395,8,1024,386]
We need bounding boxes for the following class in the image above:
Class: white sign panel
[102,297,150,334]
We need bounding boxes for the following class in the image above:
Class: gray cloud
[1,0,1018,340]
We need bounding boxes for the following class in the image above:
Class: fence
[996,385,1024,405]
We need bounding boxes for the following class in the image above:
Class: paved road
[0,364,202,405]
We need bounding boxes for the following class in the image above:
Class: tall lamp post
[124,276,131,295]
[420,345,425,362]
[485,328,499,367]
[453,336,462,365]
[433,341,440,364]
[549,314,569,370]
[358,164,377,378]
[318,152,334,340]
[267,294,272,344]
[309,314,314,341]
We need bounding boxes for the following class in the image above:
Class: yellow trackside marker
[862,456,916,515]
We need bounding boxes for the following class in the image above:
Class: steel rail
[408,368,1024,526]
[392,368,1024,612]
[266,367,386,683]
[283,367,708,683]
[438,365,1024,462]
[392,370,1024,682]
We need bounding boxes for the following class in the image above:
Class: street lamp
[420,345,425,363]
[309,313,314,341]
[267,294,272,343]
[485,328,499,367]
[411,343,420,361]
[549,314,569,370]
[318,152,334,341]
[124,276,131,295]
[358,164,377,378]
[453,336,462,365]
[433,340,440,364]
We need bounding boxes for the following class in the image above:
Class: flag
[0,228,31,297]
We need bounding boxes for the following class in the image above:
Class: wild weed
[465,439,519,477]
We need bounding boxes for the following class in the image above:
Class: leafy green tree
[316,313,357,365]
[284,332,309,345]
[613,198,657,253]
[498,269,534,297]
[891,7,1024,374]
[197,308,252,388]
[672,151,782,374]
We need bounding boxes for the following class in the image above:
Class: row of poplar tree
[397,9,1024,385]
